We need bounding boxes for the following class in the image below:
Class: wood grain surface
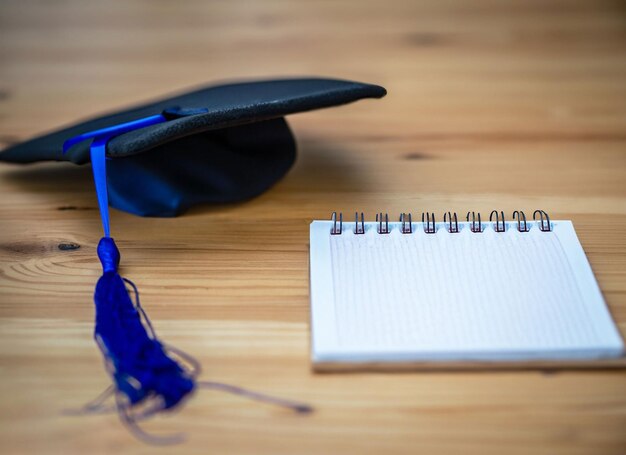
[1,0,625,454]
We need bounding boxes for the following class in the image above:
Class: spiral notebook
[309,211,625,370]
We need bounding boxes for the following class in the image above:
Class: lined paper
[310,220,624,363]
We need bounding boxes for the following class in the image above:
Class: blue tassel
[63,116,197,427]
[63,115,312,444]
[94,237,195,411]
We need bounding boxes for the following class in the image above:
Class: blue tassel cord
[63,115,312,444]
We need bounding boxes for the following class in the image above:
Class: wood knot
[57,206,94,211]
[58,242,81,251]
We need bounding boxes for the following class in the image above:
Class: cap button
[162,107,209,120]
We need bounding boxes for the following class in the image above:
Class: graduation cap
[0,77,386,441]
[1,78,386,216]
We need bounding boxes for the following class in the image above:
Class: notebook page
[309,220,624,363]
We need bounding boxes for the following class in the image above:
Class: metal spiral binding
[466,211,482,233]
[533,210,552,232]
[422,212,436,234]
[513,210,529,232]
[400,213,412,234]
[330,211,342,235]
[376,213,390,234]
[354,212,365,234]
[444,212,459,233]
[328,210,552,235]
[490,210,506,232]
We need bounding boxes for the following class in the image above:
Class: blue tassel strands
[94,237,195,411]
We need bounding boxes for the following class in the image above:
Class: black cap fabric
[0,78,386,216]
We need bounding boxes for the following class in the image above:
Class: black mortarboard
[0,77,386,216]
[0,77,385,441]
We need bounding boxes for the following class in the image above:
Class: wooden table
[1,1,625,453]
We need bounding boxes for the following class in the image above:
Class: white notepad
[309,214,624,368]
